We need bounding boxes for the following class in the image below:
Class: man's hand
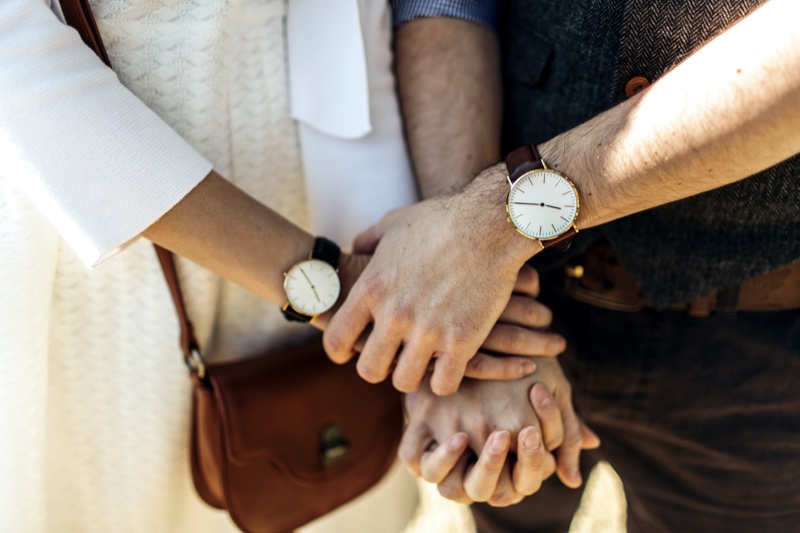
[323,174,541,395]
[462,263,566,382]
[316,252,561,383]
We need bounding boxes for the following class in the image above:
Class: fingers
[393,338,437,392]
[482,324,565,357]
[463,353,536,381]
[398,422,429,477]
[418,433,469,484]
[323,300,371,364]
[580,421,602,450]
[511,426,556,497]
[437,454,473,504]
[463,431,511,502]
[529,384,591,489]
[530,384,564,451]
[430,352,468,396]
[498,295,554,329]
[355,321,402,384]
[352,209,401,253]
[352,223,383,254]
[513,264,540,297]
[553,401,584,489]
[485,461,519,507]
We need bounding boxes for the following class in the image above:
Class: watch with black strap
[282,237,342,323]
[504,144,580,250]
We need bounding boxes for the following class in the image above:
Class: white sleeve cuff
[1,0,213,268]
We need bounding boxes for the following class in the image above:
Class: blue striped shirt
[391,0,498,30]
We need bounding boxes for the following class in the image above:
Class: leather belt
[563,242,800,316]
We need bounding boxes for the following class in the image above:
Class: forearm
[462,0,800,266]
[542,0,800,229]
[142,171,313,306]
[395,17,502,198]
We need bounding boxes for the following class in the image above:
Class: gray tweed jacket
[501,0,800,306]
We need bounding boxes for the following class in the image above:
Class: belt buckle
[563,275,646,312]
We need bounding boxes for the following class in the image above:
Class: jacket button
[625,76,651,97]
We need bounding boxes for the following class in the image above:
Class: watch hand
[300,268,315,289]
[513,202,562,209]
[300,268,322,304]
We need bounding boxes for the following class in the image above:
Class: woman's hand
[400,362,600,506]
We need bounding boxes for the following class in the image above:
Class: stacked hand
[315,251,565,383]
[324,176,541,395]
[401,359,600,506]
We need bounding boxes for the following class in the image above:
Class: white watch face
[284,259,341,316]
[507,169,579,240]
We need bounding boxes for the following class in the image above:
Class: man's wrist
[464,163,544,267]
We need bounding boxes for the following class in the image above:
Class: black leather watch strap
[312,236,341,268]
[282,305,311,323]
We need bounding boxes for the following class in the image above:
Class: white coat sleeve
[0,0,213,268]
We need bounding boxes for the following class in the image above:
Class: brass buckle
[184,347,207,380]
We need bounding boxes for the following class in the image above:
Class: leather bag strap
[59,0,111,67]
[60,0,202,370]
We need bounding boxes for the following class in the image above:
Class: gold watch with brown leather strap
[504,144,580,250]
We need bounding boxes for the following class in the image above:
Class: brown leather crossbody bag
[61,2,403,532]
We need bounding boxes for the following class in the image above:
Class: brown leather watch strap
[505,144,545,183]
[544,227,578,249]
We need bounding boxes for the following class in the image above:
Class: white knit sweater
[0,0,418,531]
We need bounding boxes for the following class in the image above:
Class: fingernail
[448,433,468,451]
[522,427,540,451]
[491,431,510,454]
[534,384,553,407]
[521,359,536,375]
[572,467,582,485]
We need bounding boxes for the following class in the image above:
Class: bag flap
[206,336,403,482]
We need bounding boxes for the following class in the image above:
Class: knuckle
[530,269,540,293]
[397,436,420,468]
[563,428,583,449]
[521,302,542,325]
[520,266,540,295]
[520,478,542,496]
[322,331,347,359]
[445,322,473,349]
[536,305,553,327]
[503,327,527,353]
[487,490,515,507]
[465,355,486,376]
[392,372,420,393]
[438,482,467,503]
[466,487,490,503]
[559,383,573,400]
[388,302,415,328]
[356,359,385,384]
[419,463,439,483]
[528,448,546,469]
[361,274,386,303]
